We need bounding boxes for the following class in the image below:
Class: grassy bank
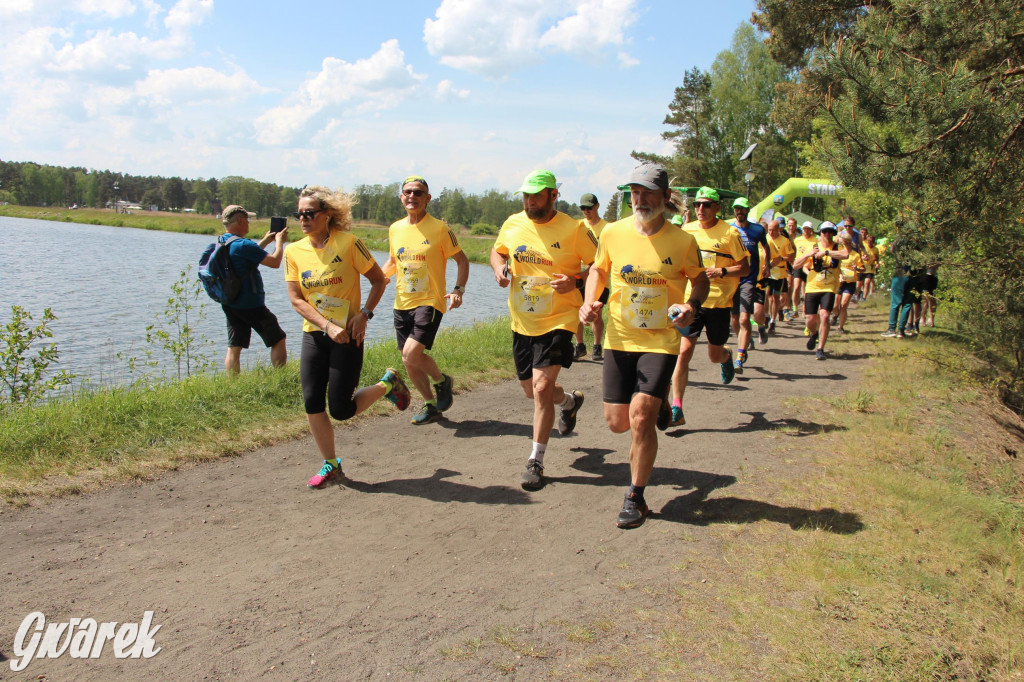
[491,302,1022,680]
[1,204,497,264]
[0,317,516,503]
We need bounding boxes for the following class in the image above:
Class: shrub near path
[0,301,1021,680]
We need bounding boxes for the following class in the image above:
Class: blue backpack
[198,235,250,304]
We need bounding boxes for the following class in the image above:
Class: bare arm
[260,230,288,269]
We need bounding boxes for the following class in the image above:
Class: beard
[633,204,661,224]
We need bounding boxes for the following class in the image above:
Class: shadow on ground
[340,468,536,505]
[665,411,847,437]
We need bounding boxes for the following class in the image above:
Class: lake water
[0,216,510,389]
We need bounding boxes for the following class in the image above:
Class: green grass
[0,317,515,502]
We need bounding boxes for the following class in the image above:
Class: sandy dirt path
[0,314,874,680]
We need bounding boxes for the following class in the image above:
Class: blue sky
[0,0,757,199]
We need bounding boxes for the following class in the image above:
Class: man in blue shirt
[219,204,288,373]
[729,197,771,373]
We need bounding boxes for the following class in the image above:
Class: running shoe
[758,325,769,345]
[381,367,411,411]
[434,374,454,412]
[806,332,819,351]
[767,319,777,334]
[411,403,441,425]
[720,350,735,385]
[656,395,670,431]
[521,459,545,491]
[592,344,603,362]
[557,390,584,435]
[670,406,686,427]
[830,314,839,326]
[838,326,848,334]
[896,331,906,339]
[616,494,650,529]
[574,343,587,360]
[734,352,745,376]
[307,460,341,489]
[803,326,810,337]
[815,348,826,361]
[881,329,898,337]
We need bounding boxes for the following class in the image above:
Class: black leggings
[300,331,363,420]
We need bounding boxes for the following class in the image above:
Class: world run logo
[9,611,162,672]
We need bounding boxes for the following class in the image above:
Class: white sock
[559,391,575,410]
[529,442,546,465]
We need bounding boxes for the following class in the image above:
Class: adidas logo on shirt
[662,256,673,265]
[550,241,561,249]
[422,239,430,245]
[331,255,342,264]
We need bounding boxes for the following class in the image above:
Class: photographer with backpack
[211,204,288,373]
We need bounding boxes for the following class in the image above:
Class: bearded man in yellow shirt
[381,176,470,425]
[491,170,598,491]
[581,162,708,528]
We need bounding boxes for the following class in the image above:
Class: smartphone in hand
[270,216,287,233]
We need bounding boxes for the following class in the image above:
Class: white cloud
[436,79,469,100]
[423,0,641,77]
[539,0,638,54]
[136,66,264,106]
[617,51,639,67]
[255,39,426,146]
[164,0,211,34]
[72,0,136,18]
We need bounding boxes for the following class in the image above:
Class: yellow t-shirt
[862,245,880,274]
[284,232,377,333]
[793,234,817,274]
[805,252,842,293]
[595,218,704,354]
[388,214,463,313]
[768,233,794,280]
[580,218,608,240]
[840,251,863,283]
[682,219,749,308]
[494,211,598,336]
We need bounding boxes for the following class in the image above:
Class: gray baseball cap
[627,163,668,191]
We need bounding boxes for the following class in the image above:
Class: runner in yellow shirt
[577,192,608,361]
[381,176,470,425]
[285,186,411,489]
[766,218,795,333]
[791,220,817,322]
[580,162,708,528]
[668,187,749,427]
[860,235,881,300]
[792,221,851,360]
[490,169,598,491]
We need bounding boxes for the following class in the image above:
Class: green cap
[516,169,557,194]
[694,186,720,203]
[669,215,684,226]
[732,197,750,209]
[403,175,428,191]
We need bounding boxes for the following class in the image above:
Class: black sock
[628,484,646,501]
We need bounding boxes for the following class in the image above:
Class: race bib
[513,276,553,314]
[815,270,829,284]
[309,293,350,327]
[700,250,718,268]
[841,267,855,282]
[399,261,429,294]
[624,285,668,329]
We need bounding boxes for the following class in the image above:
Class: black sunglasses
[402,189,426,197]
[294,209,322,220]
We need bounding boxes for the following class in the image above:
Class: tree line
[0,160,592,230]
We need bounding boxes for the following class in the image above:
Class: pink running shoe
[308,460,341,489]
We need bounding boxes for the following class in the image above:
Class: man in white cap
[791,220,817,325]
[792,221,850,359]
[491,170,598,491]
[580,162,708,528]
